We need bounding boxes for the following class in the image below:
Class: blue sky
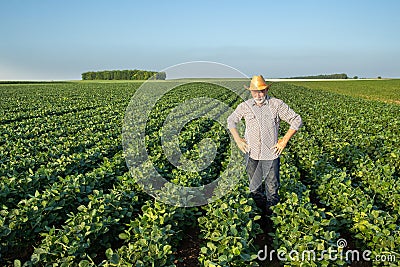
[1,0,399,80]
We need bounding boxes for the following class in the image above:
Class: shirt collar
[251,95,270,106]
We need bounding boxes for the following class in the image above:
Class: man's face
[250,89,268,104]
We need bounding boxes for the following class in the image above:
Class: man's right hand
[235,138,249,153]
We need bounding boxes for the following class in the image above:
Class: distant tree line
[81,70,166,80]
[287,73,349,79]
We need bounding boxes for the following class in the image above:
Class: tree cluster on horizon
[286,73,349,79]
[81,70,166,80]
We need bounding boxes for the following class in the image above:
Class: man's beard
[254,96,266,104]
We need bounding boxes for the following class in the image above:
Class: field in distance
[285,79,400,104]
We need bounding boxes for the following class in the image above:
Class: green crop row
[269,153,344,266]
[0,151,127,258]
[24,172,147,266]
[0,83,137,123]
[271,83,400,266]
[1,133,122,208]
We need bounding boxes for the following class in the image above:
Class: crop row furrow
[1,135,122,208]
[26,172,149,266]
[0,151,127,258]
[0,104,125,145]
[0,113,122,176]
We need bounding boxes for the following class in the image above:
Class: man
[227,75,302,215]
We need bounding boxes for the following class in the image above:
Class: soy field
[1,80,399,266]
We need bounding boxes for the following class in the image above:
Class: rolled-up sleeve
[227,103,245,129]
[277,102,303,131]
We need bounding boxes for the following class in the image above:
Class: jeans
[246,157,280,209]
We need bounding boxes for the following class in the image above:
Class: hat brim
[243,84,270,90]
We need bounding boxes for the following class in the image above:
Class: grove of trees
[288,73,349,79]
[81,70,166,80]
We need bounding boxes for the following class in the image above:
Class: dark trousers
[246,157,280,209]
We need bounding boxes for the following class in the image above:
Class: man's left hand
[273,139,288,155]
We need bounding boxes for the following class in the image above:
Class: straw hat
[244,75,272,90]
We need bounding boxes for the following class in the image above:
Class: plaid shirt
[227,95,302,160]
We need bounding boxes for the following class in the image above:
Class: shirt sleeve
[277,101,303,131]
[227,103,245,129]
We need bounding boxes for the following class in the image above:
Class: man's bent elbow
[290,115,303,131]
